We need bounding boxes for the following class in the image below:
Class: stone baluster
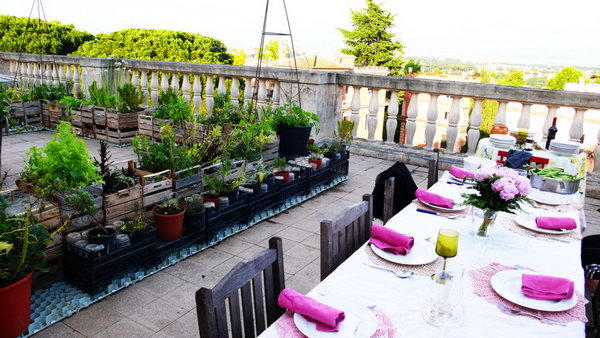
[160,72,169,94]
[385,90,399,144]
[34,64,41,86]
[494,101,508,125]
[192,74,202,112]
[350,86,361,138]
[217,75,226,96]
[73,66,80,96]
[205,76,214,112]
[140,71,149,106]
[405,93,419,146]
[51,65,59,86]
[446,96,462,153]
[257,79,267,108]
[569,108,586,142]
[517,103,532,129]
[22,63,30,88]
[230,77,240,108]
[44,64,51,84]
[130,70,138,87]
[542,105,558,142]
[367,88,380,140]
[65,65,72,88]
[467,99,483,154]
[150,71,159,106]
[171,73,179,92]
[244,77,254,109]
[425,94,440,149]
[272,81,280,107]
[60,65,67,86]
[9,61,15,79]
[181,74,190,103]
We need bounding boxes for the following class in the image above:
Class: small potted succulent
[257,164,275,191]
[308,143,324,170]
[121,204,151,243]
[222,176,245,204]
[0,206,51,337]
[153,198,186,242]
[182,194,205,233]
[273,157,291,182]
[202,174,225,208]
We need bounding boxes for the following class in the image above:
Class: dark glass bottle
[545,117,558,149]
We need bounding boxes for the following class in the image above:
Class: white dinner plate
[490,270,577,312]
[528,190,574,206]
[514,214,575,235]
[420,200,468,213]
[370,240,438,266]
[293,296,377,338]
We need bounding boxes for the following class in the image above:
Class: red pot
[275,171,291,183]
[309,158,322,170]
[0,272,32,338]
[153,205,186,242]
[203,194,220,208]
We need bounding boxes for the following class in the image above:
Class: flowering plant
[461,166,532,213]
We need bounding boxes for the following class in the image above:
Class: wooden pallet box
[135,168,173,211]
[173,165,203,199]
[262,139,280,166]
[104,185,143,224]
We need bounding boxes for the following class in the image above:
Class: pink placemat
[468,262,587,325]
[275,306,397,337]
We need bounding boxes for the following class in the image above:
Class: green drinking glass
[436,229,459,258]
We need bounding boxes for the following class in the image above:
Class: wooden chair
[496,150,549,168]
[427,149,440,189]
[320,194,373,280]
[382,177,395,224]
[195,237,285,338]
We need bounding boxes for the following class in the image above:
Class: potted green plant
[269,102,319,159]
[273,157,291,182]
[336,119,354,158]
[308,143,324,169]
[153,198,185,242]
[0,205,51,337]
[256,164,275,191]
[121,204,151,243]
[182,194,205,233]
[202,173,225,207]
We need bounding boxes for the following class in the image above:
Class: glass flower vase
[476,210,497,239]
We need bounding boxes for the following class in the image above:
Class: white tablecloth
[260,172,586,338]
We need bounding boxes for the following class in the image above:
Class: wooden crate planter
[95,127,138,144]
[262,139,280,167]
[103,185,143,225]
[137,114,205,143]
[93,107,143,130]
[173,165,203,199]
[135,168,173,214]
[8,100,43,129]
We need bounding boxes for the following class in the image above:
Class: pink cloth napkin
[277,288,345,332]
[449,165,475,179]
[415,188,454,209]
[521,274,574,300]
[535,217,577,230]
[369,224,414,255]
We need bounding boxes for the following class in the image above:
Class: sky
[2,0,600,66]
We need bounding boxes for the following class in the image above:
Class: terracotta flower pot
[0,272,32,338]
[275,171,291,183]
[490,124,509,135]
[153,205,186,242]
[309,158,322,170]
[203,194,220,208]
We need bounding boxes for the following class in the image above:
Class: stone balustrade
[3,52,600,172]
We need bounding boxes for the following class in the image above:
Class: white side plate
[514,214,575,235]
[370,240,438,266]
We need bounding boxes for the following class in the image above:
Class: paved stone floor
[3,131,600,337]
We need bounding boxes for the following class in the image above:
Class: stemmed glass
[435,229,459,277]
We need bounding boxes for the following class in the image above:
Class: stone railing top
[3,52,600,109]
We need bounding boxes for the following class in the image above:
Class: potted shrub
[182,194,205,233]
[121,204,151,243]
[153,198,186,242]
[325,119,355,161]
[0,206,51,337]
[308,143,324,169]
[202,174,225,208]
[269,102,319,159]
[256,164,275,191]
[273,157,291,182]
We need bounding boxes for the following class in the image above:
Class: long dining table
[259,171,587,337]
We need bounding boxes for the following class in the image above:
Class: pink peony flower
[514,176,532,196]
[492,177,519,200]
[496,167,519,179]
[474,167,495,181]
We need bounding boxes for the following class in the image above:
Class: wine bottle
[545,117,558,149]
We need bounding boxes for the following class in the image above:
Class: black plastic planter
[185,208,206,233]
[124,228,152,244]
[277,124,312,158]
[264,175,276,191]
[87,227,117,253]
[222,188,239,204]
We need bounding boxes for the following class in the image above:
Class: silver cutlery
[363,262,413,278]
[497,303,567,326]
[416,208,462,220]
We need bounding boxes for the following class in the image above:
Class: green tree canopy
[0,15,93,55]
[338,0,404,75]
[546,67,585,90]
[71,29,233,64]
[498,70,525,86]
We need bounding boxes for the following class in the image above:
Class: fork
[416,208,462,220]
[362,262,413,278]
[497,303,567,326]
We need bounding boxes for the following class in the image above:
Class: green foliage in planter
[221,119,275,162]
[255,164,273,183]
[88,82,117,108]
[121,205,147,232]
[153,96,192,124]
[132,124,194,175]
[117,83,143,114]
[273,157,289,171]
[327,119,355,155]
[0,86,9,119]
[25,84,70,102]
[158,88,180,106]
[95,141,136,194]
[64,189,97,216]
[155,198,183,215]
[0,197,51,287]
[269,102,319,130]
[21,122,102,197]
[58,96,82,116]
[207,93,246,125]
[182,194,204,213]
[203,173,226,194]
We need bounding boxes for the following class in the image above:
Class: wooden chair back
[320,194,373,280]
[427,149,440,189]
[383,177,395,224]
[496,150,549,168]
[195,237,285,338]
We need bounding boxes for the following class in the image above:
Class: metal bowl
[529,173,580,195]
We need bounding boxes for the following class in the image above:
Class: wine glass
[424,260,465,329]
[435,229,459,277]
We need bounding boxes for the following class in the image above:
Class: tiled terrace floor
[3,131,599,337]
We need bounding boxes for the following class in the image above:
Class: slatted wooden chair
[195,237,285,338]
[427,148,440,189]
[382,177,395,224]
[320,194,373,280]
